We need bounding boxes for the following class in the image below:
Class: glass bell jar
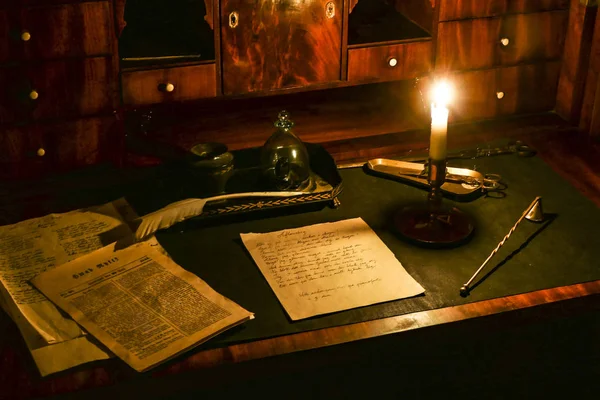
[261,111,312,191]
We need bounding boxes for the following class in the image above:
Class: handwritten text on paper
[241,218,425,320]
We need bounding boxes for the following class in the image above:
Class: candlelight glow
[431,81,453,108]
[428,80,452,161]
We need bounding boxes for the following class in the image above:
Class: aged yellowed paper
[31,240,253,372]
[0,199,134,345]
[241,217,425,320]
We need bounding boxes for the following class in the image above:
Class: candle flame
[431,81,453,108]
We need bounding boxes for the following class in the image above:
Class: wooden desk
[1,115,599,399]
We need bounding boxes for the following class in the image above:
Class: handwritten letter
[241,218,424,320]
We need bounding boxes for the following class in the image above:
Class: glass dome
[260,111,311,191]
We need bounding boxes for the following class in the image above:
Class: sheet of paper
[31,240,254,372]
[241,217,425,320]
[0,279,113,376]
[28,334,113,377]
[0,198,135,345]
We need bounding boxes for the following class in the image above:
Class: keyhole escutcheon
[229,11,239,28]
[326,2,335,19]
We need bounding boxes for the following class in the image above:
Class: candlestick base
[393,203,474,248]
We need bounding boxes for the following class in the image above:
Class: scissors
[446,141,536,160]
[446,172,505,193]
[403,141,536,163]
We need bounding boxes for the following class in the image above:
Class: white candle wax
[429,103,448,161]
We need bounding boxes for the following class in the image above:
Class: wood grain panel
[1,58,115,124]
[348,40,432,83]
[556,0,597,124]
[21,2,112,60]
[394,0,435,34]
[28,58,115,120]
[438,0,569,21]
[114,0,127,36]
[220,0,342,95]
[123,81,424,156]
[436,11,568,72]
[121,63,217,105]
[15,0,102,5]
[451,62,561,122]
[0,116,119,179]
[580,8,600,136]
[0,67,32,124]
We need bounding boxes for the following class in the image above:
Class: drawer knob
[21,31,31,42]
[37,148,45,157]
[388,58,398,67]
[500,38,510,47]
[496,91,505,99]
[29,90,39,100]
[158,83,175,93]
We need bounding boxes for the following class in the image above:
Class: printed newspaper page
[31,240,254,372]
[241,217,425,320]
[0,198,134,345]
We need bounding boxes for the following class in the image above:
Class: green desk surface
[134,153,600,348]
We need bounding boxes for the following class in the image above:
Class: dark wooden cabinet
[220,0,343,95]
[120,0,434,97]
[0,0,120,179]
[0,0,580,179]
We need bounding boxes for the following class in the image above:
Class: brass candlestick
[393,157,475,248]
[427,158,446,208]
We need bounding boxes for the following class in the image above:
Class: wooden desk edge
[157,280,600,375]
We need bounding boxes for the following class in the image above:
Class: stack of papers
[0,199,252,375]
[1,198,424,377]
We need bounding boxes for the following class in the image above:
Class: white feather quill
[133,191,306,240]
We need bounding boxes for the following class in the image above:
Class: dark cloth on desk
[149,154,600,347]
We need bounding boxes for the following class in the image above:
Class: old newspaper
[31,240,254,372]
[241,217,425,320]
[0,199,135,345]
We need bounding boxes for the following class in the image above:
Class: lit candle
[429,81,452,161]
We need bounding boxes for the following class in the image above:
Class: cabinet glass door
[221,0,342,95]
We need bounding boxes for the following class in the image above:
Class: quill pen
[133,191,306,240]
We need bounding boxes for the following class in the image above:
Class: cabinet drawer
[438,0,569,21]
[347,41,432,83]
[18,2,113,60]
[437,11,568,72]
[450,62,561,122]
[0,116,118,179]
[122,63,217,105]
[0,58,115,124]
